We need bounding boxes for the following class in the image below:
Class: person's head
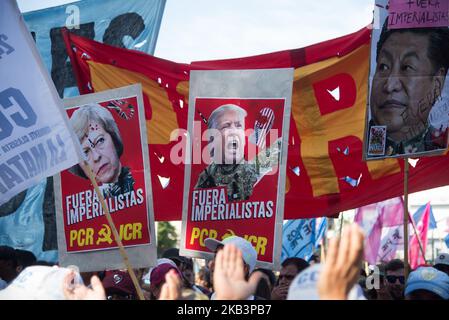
[162,248,195,285]
[252,268,276,292]
[161,248,180,260]
[14,249,36,274]
[205,236,257,286]
[0,245,18,283]
[405,267,449,300]
[278,257,310,288]
[358,267,367,291]
[178,257,194,285]
[434,253,449,276]
[196,266,212,290]
[370,23,449,142]
[384,259,405,300]
[254,275,272,300]
[148,262,181,300]
[69,103,123,184]
[287,263,366,300]
[207,104,247,165]
[373,263,387,289]
[361,264,386,300]
[102,270,137,300]
[141,259,177,291]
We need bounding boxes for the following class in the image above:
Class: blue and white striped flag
[281,218,327,262]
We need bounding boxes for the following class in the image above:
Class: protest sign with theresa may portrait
[54,84,157,272]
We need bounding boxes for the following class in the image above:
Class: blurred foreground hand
[214,244,262,300]
[318,224,364,300]
[63,271,106,300]
[159,269,182,300]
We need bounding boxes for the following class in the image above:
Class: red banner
[62,27,449,221]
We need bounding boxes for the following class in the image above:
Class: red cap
[150,263,181,288]
[102,270,136,296]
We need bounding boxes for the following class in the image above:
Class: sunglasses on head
[386,275,405,284]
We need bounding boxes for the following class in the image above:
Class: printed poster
[365,0,449,159]
[180,69,293,270]
[54,84,157,271]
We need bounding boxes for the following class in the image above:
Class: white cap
[435,253,449,266]
[287,264,366,300]
[205,236,257,273]
[0,266,83,300]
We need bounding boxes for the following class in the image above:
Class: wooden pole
[83,161,145,300]
[403,158,410,281]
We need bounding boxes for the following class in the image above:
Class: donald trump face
[208,104,247,165]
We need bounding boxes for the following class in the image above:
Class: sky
[18,0,374,63]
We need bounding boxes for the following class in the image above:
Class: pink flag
[365,218,384,265]
[409,202,431,270]
[378,225,404,263]
[378,197,405,227]
[354,197,404,264]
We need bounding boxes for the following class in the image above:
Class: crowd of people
[0,224,448,300]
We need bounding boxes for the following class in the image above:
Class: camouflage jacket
[195,162,258,201]
[195,139,282,201]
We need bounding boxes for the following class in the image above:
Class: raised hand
[318,224,364,300]
[159,269,182,300]
[271,283,289,300]
[213,244,261,300]
[63,271,106,300]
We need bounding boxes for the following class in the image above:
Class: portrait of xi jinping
[369,21,449,156]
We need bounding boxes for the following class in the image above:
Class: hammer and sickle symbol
[96,224,113,245]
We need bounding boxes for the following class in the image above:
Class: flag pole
[339,212,344,237]
[408,211,427,265]
[403,158,410,280]
[321,218,329,263]
[321,240,326,263]
[83,161,145,300]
